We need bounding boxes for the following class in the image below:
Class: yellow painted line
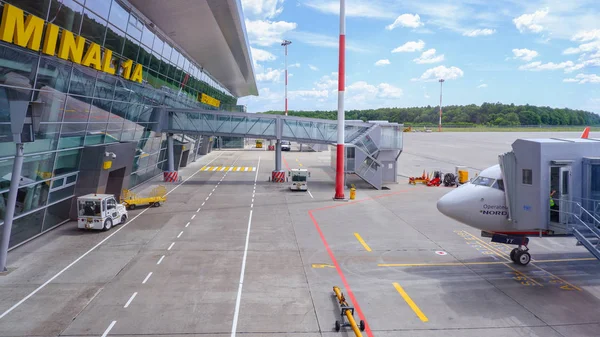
[228,167,233,171]
[219,167,226,171]
[296,158,299,162]
[236,167,241,171]
[354,233,372,252]
[393,282,428,322]
[312,263,335,268]
[211,167,219,171]
[200,166,209,171]
[299,163,303,167]
[379,257,598,268]
[223,166,231,171]
[244,167,249,172]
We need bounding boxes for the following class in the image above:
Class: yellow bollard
[350,184,356,200]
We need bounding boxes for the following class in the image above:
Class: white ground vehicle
[77,194,128,231]
[289,169,310,191]
[281,140,291,151]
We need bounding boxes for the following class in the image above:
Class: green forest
[261,103,600,126]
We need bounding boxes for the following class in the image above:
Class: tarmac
[0,131,599,337]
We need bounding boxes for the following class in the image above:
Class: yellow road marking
[459,231,580,290]
[312,263,335,268]
[244,167,249,172]
[236,167,241,171]
[393,282,428,322]
[378,257,597,267]
[354,233,372,252]
[211,167,219,171]
[200,166,208,171]
[299,163,303,167]
[296,158,299,162]
[219,167,226,171]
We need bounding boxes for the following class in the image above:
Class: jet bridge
[151,107,403,189]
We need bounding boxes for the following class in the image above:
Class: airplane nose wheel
[510,247,531,266]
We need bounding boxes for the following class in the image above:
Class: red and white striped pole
[334,0,346,200]
[282,40,292,116]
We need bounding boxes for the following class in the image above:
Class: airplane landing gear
[510,247,531,266]
[491,234,531,266]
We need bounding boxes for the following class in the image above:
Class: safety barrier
[271,170,285,183]
[332,286,365,336]
[163,171,179,182]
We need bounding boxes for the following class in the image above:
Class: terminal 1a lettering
[0,3,143,83]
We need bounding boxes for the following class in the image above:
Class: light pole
[334,0,346,200]
[438,78,445,132]
[282,40,291,116]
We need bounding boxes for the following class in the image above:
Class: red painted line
[282,156,290,170]
[308,210,373,337]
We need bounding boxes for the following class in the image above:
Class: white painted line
[205,197,209,201]
[101,321,117,337]
[251,203,253,208]
[157,255,165,265]
[197,208,201,212]
[252,198,254,203]
[244,167,249,172]
[209,192,212,197]
[229,167,233,171]
[254,157,261,183]
[124,292,138,308]
[177,231,184,238]
[308,190,314,199]
[185,222,190,228]
[168,242,175,251]
[142,272,153,284]
[0,153,227,321]
[213,188,215,192]
[202,202,205,206]
[230,209,254,336]
[191,214,196,220]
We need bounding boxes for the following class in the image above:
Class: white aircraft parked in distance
[436,127,591,266]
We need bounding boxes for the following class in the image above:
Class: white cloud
[241,0,285,20]
[346,81,403,103]
[251,47,277,63]
[562,40,600,55]
[477,83,488,88]
[302,0,396,19]
[512,48,539,61]
[513,8,549,34]
[245,19,297,47]
[308,64,319,71]
[413,49,444,64]
[571,29,600,42]
[314,72,338,91]
[518,61,575,71]
[256,67,283,82]
[376,83,403,98]
[289,89,329,99]
[288,31,370,53]
[290,63,301,68]
[563,73,600,84]
[392,40,425,53]
[462,29,496,37]
[386,14,424,30]
[375,59,391,66]
[411,65,464,82]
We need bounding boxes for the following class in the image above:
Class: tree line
[260,102,600,126]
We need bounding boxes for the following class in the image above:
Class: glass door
[559,166,572,224]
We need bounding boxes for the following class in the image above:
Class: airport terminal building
[0,0,257,248]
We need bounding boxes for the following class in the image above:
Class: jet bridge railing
[162,108,372,144]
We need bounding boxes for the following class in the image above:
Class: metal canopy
[126,0,257,97]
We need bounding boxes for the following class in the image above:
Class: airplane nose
[436,193,455,217]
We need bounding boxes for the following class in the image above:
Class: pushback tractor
[77,194,128,231]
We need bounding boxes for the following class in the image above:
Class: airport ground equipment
[409,170,430,185]
[350,184,356,200]
[426,171,443,187]
[77,194,128,231]
[332,286,365,336]
[255,139,263,148]
[121,186,167,210]
[443,173,458,187]
[456,166,469,184]
[289,169,310,191]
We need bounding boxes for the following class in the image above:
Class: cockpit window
[492,179,505,191]
[472,176,495,187]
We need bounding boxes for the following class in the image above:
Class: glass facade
[0,0,238,248]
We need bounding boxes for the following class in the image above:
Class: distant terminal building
[0,0,257,248]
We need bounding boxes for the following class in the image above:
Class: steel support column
[167,133,175,172]
[0,143,24,271]
[275,139,282,171]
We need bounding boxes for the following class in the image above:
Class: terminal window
[522,169,533,185]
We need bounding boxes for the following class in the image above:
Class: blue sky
[237,0,600,114]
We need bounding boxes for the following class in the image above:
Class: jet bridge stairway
[570,203,600,260]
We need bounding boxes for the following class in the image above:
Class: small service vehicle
[289,168,310,191]
[77,194,128,231]
[281,140,291,151]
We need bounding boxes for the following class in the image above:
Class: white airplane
[436,127,591,266]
